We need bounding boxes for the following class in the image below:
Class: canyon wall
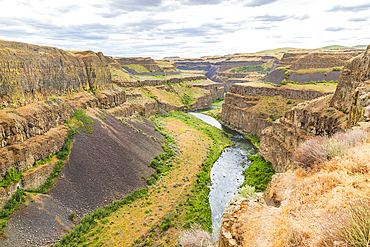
[191,82,224,100]
[260,96,347,172]
[114,57,160,71]
[330,45,370,112]
[221,83,333,137]
[114,75,207,87]
[0,40,111,107]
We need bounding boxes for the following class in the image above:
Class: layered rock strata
[0,40,111,107]
[191,82,224,100]
[260,96,346,172]
[114,75,206,87]
[114,57,160,71]
[221,83,333,137]
[330,45,370,112]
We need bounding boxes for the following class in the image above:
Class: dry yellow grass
[230,136,370,246]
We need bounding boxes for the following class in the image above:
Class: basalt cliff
[219,46,370,247]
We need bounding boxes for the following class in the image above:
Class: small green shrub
[236,185,256,198]
[69,211,77,222]
[0,168,23,188]
[287,100,292,104]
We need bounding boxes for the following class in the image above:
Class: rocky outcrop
[191,82,224,100]
[0,40,112,107]
[221,83,334,137]
[290,52,360,70]
[276,52,309,69]
[228,83,332,100]
[114,75,207,87]
[260,96,347,172]
[71,51,112,89]
[114,57,160,71]
[219,173,296,247]
[330,45,370,112]
[0,87,126,179]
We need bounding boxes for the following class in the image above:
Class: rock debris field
[0,113,164,247]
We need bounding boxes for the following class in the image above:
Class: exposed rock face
[260,96,347,172]
[330,45,370,112]
[290,52,360,70]
[114,57,160,71]
[288,71,340,83]
[219,60,265,71]
[276,52,309,69]
[221,83,333,137]
[71,51,112,89]
[191,83,224,100]
[0,40,111,107]
[0,87,126,178]
[114,75,207,87]
[228,83,332,99]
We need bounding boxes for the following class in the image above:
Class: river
[188,108,258,240]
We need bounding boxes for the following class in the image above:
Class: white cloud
[0,0,368,58]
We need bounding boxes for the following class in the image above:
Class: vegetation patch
[241,154,275,192]
[245,134,260,148]
[0,188,26,235]
[212,98,224,107]
[0,168,23,188]
[124,64,150,73]
[294,129,368,168]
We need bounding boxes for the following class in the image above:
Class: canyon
[0,38,369,247]
[218,46,370,246]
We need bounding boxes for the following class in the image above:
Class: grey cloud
[107,0,163,12]
[181,0,226,5]
[348,17,369,22]
[56,5,80,14]
[125,19,169,32]
[324,27,346,32]
[295,14,309,21]
[0,28,34,38]
[254,14,291,22]
[254,26,272,30]
[245,0,279,7]
[327,3,370,12]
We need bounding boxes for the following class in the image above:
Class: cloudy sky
[0,0,369,58]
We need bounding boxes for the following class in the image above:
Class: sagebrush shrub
[178,224,216,247]
[323,138,348,159]
[294,129,368,168]
[294,137,328,168]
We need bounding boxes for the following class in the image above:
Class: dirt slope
[0,111,164,246]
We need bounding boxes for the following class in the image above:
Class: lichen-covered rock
[330,45,370,112]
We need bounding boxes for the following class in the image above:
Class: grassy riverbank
[57,111,231,247]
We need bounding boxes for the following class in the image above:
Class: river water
[188,109,258,240]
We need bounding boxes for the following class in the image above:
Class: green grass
[245,134,260,148]
[161,112,232,232]
[124,64,150,73]
[241,154,275,192]
[0,188,26,235]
